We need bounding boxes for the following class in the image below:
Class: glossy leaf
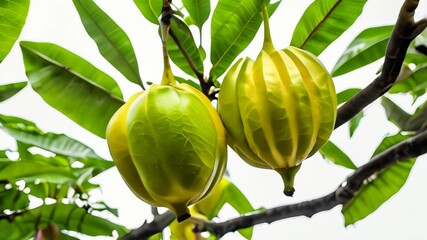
[336,88,361,105]
[175,76,201,91]
[0,113,39,128]
[381,97,411,130]
[406,103,427,132]
[0,0,30,62]
[26,181,70,199]
[134,0,162,25]
[382,97,427,132]
[90,201,119,217]
[0,123,102,160]
[0,203,127,238]
[20,41,125,138]
[320,140,356,169]
[0,160,76,184]
[389,65,427,98]
[267,0,282,17]
[0,186,30,211]
[349,111,364,137]
[73,0,143,87]
[0,82,27,102]
[168,16,204,77]
[332,26,394,77]
[291,0,368,56]
[342,133,415,226]
[182,0,210,30]
[210,0,264,80]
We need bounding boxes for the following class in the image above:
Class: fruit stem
[275,164,301,197]
[261,3,275,53]
[172,205,191,222]
[160,2,176,86]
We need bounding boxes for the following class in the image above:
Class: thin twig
[334,0,427,129]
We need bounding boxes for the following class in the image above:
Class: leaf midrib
[21,44,125,104]
[210,6,261,77]
[76,0,142,86]
[299,0,342,49]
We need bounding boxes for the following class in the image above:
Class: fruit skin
[106,91,158,206]
[107,83,227,222]
[218,46,337,196]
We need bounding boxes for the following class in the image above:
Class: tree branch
[120,210,175,240]
[194,129,427,238]
[334,0,427,129]
[121,129,427,239]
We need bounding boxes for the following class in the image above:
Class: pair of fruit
[106,7,336,222]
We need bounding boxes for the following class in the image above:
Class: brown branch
[194,129,427,238]
[334,0,427,129]
[120,129,427,239]
[120,210,175,240]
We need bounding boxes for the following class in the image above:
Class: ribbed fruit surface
[218,46,336,195]
[107,83,227,221]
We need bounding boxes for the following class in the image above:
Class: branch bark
[334,0,427,129]
[121,0,427,239]
[193,130,427,238]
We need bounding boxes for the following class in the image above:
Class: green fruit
[106,91,158,206]
[218,46,337,196]
[107,83,227,222]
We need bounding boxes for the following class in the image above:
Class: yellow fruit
[106,91,158,205]
[218,46,337,196]
[107,83,227,222]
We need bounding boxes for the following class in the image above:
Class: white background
[1,0,427,239]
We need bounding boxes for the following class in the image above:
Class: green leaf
[342,133,415,226]
[26,181,70,199]
[175,76,201,91]
[349,111,364,137]
[332,26,394,77]
[0,219,33,240]
[0,82,27,102]
[0,0,30,62]
[381,97,411,131]
[210,0,264,80]
[194,178,254,239]
[73,0,143,87]
[20,41,124,138]
[1,203,128,237]
[320,140,356,170]
[0,161,76,184]
[267,0,282,17]
[0,124,102,160]
[0,114,39,128]
[336,88,361,105]
[372,133,410,156]
[291,0,368,56]
[90,201,119,217]
[182,0,210,30]
[0,185,30,211]
[405,103,427,132]
[168,16,204,77]
[133,0,162,25]
[389,65,427,98]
